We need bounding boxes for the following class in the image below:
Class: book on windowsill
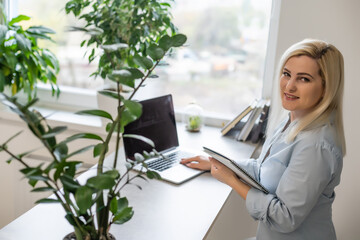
[203,146,269,194]
[250,99,271,143]
[236,99,266,141]
[221,100,258,136]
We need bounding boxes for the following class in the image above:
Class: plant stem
[128,59,160,100]
[113,82,122,169]
[0,146,30,168]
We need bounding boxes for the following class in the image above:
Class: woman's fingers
[180,155,211,171]
[180,156,199,164]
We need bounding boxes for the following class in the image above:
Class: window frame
[3,0,281,128]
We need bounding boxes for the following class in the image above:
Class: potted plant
[0,7,59,99]
[0,1,186,240]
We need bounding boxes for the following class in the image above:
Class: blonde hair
[276,39,346,155]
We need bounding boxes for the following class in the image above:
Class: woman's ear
[321,80,326,98]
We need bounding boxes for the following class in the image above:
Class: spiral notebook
[203,146,269,194]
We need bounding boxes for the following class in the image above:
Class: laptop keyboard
[147,152,188,172]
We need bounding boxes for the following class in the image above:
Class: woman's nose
[286,78,297,92]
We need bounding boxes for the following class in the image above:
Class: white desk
[0,123,256,240]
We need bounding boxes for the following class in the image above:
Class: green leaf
[86,26,104,36]
[127,68,144,79]
[108,70,135,88]
[105,122,112,132]
[146,170,162,180]
[133,55,153,70]
[104,170,120,179]
[3,52,17,69]
[23,97,40,109]
[0,72,4,92]
[35,198,60,204]
[110,197,118,215]
[86,175,115,190]
[64,161,82,178]
[117,197,128,211]
[20,168,42,180]
[171,34,187,47]
[44,161,56,175]
[76,109,113,121]
[9,15,31,26]
[75,186,93,214]
[134,153,145,162]
[53,162,65,181]
[120,100,143,130]
[111,69,132,78]
[63,133,104,144]
[31,187,55,192]
[160,2,172,8]
[54,143,69,161]
[123,134,154,148]
[65,212,77,226]
[158,35,172,51]
[6,157,14,164]
[93,143,104,157]
[14,33,32,52]
[124,100,142,118]
[67,145,94,159]
[113,207,134,224]
[98,90,122,100]
[101,43,128,52]
[146,44,165,61]
[60,175,80,192]
[42,126,67,139]
[26,26,55,35]
[28,179,38,187]
[42,49,60,72]
[120,110,137,132]
[110,77,135,89]
[148,74,159,78]
[27,175,49,181]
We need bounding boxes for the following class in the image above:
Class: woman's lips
[284,92,299,100]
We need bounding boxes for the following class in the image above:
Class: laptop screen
[123,94,179,159]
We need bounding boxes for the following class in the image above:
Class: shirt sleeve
[234,158,260,181]
[245,142,339,233]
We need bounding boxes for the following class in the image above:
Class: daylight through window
[16,0,272,117]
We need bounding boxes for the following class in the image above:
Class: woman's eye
[301,77,310,82]
[283,72,290,77]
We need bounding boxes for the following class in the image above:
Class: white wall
[209,0,360,239]
[270,0,360,239]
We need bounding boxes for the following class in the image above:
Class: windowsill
[0,103,230,135]
[1,85,232,130]
[0,104,104,135]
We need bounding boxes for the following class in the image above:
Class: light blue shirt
[237,117,343,240]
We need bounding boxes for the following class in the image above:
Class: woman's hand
[209,157,238,185]
[180,155,211,171]
[210,158,251,199]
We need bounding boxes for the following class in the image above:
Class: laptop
[123,94,204,184]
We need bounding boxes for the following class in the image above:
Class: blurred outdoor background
[17,0,272,117]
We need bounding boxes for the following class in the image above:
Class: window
[16,0,102,90]
[11,0,272,120]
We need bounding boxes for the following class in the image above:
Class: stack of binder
[221,99,270,143]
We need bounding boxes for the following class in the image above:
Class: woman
[181,39,345,240]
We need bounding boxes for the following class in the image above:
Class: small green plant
[0,8,59,99]
[188,115,202,131]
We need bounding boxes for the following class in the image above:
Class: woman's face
[280,55,324,121]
